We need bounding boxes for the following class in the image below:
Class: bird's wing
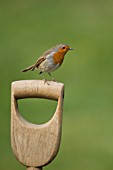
[35,45,59,67]
[35,55,46,67]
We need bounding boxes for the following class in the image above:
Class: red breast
[53,45,71,65]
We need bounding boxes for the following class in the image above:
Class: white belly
[38,59,60,73]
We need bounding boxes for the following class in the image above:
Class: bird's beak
[69,48,73,50]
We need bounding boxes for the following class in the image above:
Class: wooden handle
[11,80,64,168]
[12,80,64,100]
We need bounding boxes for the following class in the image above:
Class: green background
[0,0,113,169]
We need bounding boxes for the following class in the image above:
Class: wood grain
[11,80,64,169]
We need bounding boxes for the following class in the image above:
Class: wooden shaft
[27,167,42,170]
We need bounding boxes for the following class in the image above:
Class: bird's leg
[39,71,49,85]
[48,73,56,81]
[44,79,50,85]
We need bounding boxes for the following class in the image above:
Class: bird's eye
[62,46,66,49]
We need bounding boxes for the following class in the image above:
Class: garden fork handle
[11,80,64,169]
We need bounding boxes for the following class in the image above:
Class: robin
[21,44,73,80]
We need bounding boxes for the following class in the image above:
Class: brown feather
[21,64,35,72]
[35,56,46,68]
[21,56,46,72]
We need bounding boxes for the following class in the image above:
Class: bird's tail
[21,64,35,72]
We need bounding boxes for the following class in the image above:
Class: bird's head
[57,44,73,55]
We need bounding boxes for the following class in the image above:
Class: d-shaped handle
[11,80,64,169]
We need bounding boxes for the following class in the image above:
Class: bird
[21,44,73,81]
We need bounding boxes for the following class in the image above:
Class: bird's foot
[43,79,50,85]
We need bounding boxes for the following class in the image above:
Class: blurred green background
[0,0,113,169]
